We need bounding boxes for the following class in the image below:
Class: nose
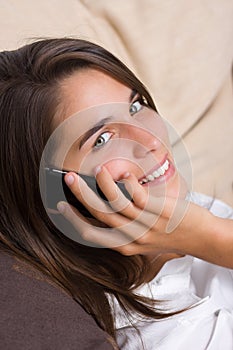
[127,125,161,158]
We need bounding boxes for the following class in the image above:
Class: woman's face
[53,69,186,199]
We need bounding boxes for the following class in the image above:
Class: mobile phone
[44,167,131,218]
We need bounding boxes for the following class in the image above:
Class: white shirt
[111,193,233,350]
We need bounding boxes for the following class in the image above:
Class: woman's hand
[57,166,233,268]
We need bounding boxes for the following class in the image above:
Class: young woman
[0,38,233,349]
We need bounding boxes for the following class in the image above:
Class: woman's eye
[94,131,112,149]
[129,100,142,116]
[129,96,149,116]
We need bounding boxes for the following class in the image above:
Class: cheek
[103,159,137,181]
[154,125,170,150]
[166,173,188,199]
[146,114,171,150]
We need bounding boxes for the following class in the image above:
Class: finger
[113,241,146,256]
[64,171,114,216]
[115,243,160,257]
[131,187,191,234]
[144,195,190,232]
[121,173,190,234]
[122,172,152,210]
[64,171,134,226]
[96,166,159,227]
[64,172,160,242]
[57,201,143,248]
[123,172,179,219]
[95,165,132,212]
[165,198,191,233]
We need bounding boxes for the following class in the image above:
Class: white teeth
[157,167,165,175]
[139,159,170,184]
[152,170,160,178]
[147,174,154,181]
[164,160,169,171]
[142,178,148,183]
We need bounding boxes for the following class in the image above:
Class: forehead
[58,68,132,121]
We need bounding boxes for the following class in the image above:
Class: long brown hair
[0,38,172,344]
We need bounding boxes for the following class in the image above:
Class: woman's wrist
[208,216,233,268]
[165,206,215,259]
[167,209,233,268]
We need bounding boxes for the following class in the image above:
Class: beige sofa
[1,0,232,205]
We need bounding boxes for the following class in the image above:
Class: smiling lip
[138,156,175,186]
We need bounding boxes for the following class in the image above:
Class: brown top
[0,251,114,350]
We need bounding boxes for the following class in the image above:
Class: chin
[167,174,188,199]
[150,172,188,199]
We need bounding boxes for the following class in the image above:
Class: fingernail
[65,174,74,185]
[57,201,66,213]
[95,165,102,175]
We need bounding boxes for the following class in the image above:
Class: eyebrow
[130,89,138,101]
[78,89,138,149]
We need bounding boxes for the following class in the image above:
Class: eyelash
[93,95,148,150]
[93,131,113,150]
[130,95,148,116]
